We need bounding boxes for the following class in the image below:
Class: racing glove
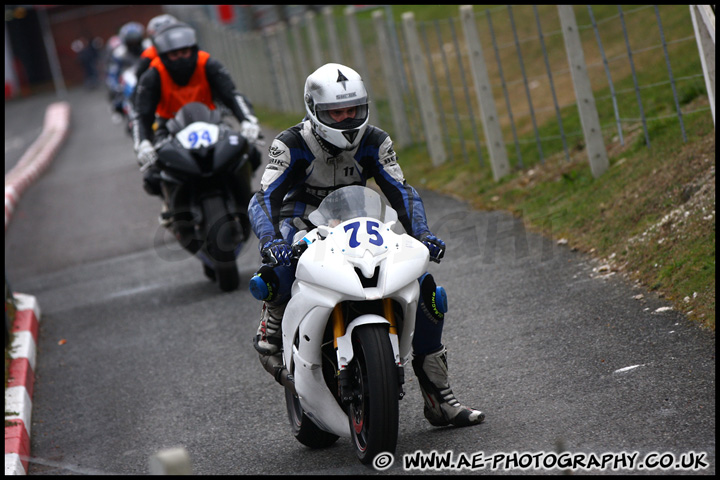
[240,120,261,144]
[260,238,293,267]
[416,232,446,263]
[136,139,157,168]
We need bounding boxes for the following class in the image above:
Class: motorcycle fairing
[212,132,248,172]
[295,218,428,299]
[282,216,427,437]
[157,141,203,175]
[157,126,248,177]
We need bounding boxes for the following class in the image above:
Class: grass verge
[396,105,715,331]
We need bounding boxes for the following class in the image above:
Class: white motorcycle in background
[256,186,446,464]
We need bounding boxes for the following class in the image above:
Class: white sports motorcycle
[256,186,447,464]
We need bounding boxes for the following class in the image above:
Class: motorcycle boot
[159,200,172,228]
[253,301,285,355]
[412,346,485,427]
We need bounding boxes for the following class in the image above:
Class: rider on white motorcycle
[248,63,484,428]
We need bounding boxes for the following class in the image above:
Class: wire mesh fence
[195,5,712,180]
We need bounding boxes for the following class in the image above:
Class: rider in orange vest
[133,22,261,195]
[133,14,178,90]
[149,49,215,119]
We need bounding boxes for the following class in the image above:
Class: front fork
[335,300,405,404]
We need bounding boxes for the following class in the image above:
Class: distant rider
[132,14,178,92]
[132,22,262,196]
[106,22,145,117]
[249,62,485,428]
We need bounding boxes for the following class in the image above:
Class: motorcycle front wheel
[347,324,399,464]
[201,195,240,292]
[284,387,339,449]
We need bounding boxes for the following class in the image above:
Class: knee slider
[249,263,294,305]
[249,273,271,301]
[435,285,448,314]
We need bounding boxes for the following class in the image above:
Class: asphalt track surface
[5,87,715,475]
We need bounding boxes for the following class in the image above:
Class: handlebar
[291,241,308,259]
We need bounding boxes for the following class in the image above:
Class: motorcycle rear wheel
[347,324,399,464]
[284,387,339,448]
[201,195,240,292]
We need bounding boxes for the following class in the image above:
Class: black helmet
[119,21,145,56]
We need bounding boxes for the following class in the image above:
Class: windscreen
[308,186,397,227]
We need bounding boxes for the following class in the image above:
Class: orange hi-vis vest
[141,45,158,61]
[150,50,215,119]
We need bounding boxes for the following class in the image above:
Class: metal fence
[195,5,712,180]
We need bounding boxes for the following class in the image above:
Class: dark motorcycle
[149,102,255,292]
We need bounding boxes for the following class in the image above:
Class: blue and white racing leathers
[248,120,432,247]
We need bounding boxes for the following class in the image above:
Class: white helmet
[304,63,369,150]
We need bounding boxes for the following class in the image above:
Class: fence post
[421,22,452,160]
[557,5,609,178]
[236,33,252,93]
[276,22,304,113]
[485,9,522,169]
[305,10,324,69]
[535,5,570,161]
[459,5,510,181]
[344,7,372,100]
[322,6,343,63]
[265,28,291,112]
[372,10,412,148]
[401,12,446,166]
[689,5,715,125]
[256,33,274,109]
[262,30,283,112]
[448,18,484,167]
[244,33,262,108]
[289,16,311,81]
[226,31,243,90]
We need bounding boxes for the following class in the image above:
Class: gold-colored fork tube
[383,298,397,334]
[332,304,345,349]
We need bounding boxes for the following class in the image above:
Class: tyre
[284,387,339,449]
[201,196,240,292]
[214,261,239,292]
[347,324,399,464]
